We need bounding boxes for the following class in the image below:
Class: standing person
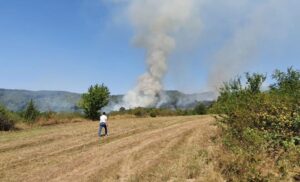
[98,112,108,137]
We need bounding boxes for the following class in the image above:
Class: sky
[0,0,299,95]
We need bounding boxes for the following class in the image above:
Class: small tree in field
[79,84,110,120]
[194,102,207,115]
[24,99,39,123]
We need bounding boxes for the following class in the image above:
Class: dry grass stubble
[0,115,223,182]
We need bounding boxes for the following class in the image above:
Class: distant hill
[0,89,216,112]
[0,89,81,112]
[105,90,217,111]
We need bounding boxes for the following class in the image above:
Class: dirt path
[0,116,224,182]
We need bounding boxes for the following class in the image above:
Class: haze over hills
[0,89,81,112]
[0,89,216,112]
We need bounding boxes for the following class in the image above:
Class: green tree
[79,84,110,120]
[219,76,243,97]
[245,72,266,94]
[271,67,300,96]
[271,67,300,118]
[194,102,207,115]
[24,99,39,123]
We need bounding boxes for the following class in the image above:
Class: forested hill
[0,89,81,112]
[0,89,216,112]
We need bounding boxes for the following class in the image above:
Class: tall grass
[36,112,87,126]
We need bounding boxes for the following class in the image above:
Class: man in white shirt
[98,112,108,137]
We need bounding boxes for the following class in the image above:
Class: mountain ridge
[0,88,216,112]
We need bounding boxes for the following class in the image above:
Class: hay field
[0,116,224,182]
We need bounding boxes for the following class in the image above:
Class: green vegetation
[111,107,177,117]
[0,102,86,130]
[0,105,19,131]
[210,67,300,181]
[23,99,40,123]
[0,84,110,130]
[193,102,207,115]
[79,84,110,120]
[110,102,209,118]
[0,89,81,112]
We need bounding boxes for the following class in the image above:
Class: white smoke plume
[121,0,202,108]
[102,0,299,110]
[208,0,297,90]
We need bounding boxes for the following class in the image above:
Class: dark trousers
[98,123,108,136]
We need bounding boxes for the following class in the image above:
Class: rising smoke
[121,0,202,108]
[208,0,296,90]
[104,0,299,109]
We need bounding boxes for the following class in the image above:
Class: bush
[119,107,126,113]
[193,102,207,115]
[210,68,300,181]
[150,111,157,118]
[133,107,147,117]
[0,105,16,131]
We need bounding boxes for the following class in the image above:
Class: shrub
[193,102,207,115]
[211,68,300,181]
[0,105,16,131]
[150,111,157,118]
[119,107,126,113]
[133,107,147,117]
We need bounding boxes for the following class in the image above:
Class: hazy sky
[0,0,299,94]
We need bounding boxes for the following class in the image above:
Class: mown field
[0,115,224,182]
